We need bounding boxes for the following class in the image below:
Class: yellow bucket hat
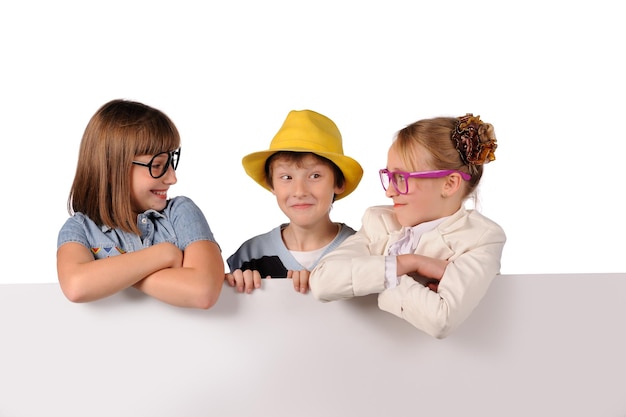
[242,109,363,200]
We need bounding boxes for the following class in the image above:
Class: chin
[148,201,168,212]
[398,212,428,227]
[395,217,415,228]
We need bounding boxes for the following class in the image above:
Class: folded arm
[379,231,506,339]
[57,241,183,303]
[133,240,224,309]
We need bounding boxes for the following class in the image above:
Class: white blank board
[0,274,624,416]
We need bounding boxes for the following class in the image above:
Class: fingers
[290,270,310,294]
[229,269,263,293]
[225,273,235,287]
[229,269,311,294]
[407,273,440,292]
[252,270,263,290]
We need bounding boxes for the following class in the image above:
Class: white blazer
[310,205,506,339]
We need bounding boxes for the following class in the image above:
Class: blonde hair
[68,99,180,234]
[392,117,496,199]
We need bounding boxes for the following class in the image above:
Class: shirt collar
[98,209,166,233]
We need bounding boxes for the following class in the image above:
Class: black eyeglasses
[132,148,181,179]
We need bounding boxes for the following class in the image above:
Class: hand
[225,269,264,294]
[156,242,184,269]
[425,279,441,292]
[417,257,449,282]
[406,272,443,292]
[131,242,183,290]
[400,254,449,293]
[287,269,310,294]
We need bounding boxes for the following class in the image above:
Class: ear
[266,178,275,195]
[442,173,463,197]
[334,183,346,196]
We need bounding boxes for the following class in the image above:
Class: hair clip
[452,113,497,165]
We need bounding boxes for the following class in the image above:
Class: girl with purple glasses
[309,114,505,339]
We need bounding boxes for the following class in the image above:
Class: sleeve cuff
[384,256,399,289]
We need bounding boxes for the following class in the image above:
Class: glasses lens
[379,170,390,191]
[171,148,180,170]
[392,172,408,194]
[149,152,171,178]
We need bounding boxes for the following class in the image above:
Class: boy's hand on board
[225,269,264,294]
[288,269,310,294]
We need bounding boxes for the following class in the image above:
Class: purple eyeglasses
[379,169,471,195]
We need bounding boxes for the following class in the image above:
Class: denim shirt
[57,196,218,259]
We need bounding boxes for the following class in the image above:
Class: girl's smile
[131,155,177,214]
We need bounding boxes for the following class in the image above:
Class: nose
[385,184,397,198]
[292,177,308,196]
[162,164,177,185]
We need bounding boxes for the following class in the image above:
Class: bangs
[132,113,180,156]
[269,151,332,168]
[392,130,421,170]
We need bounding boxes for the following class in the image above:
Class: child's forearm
[57,242,182,303]
[396,254,448,280]
[133,241,225,309]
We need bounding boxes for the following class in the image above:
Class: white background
[2,0,625,284]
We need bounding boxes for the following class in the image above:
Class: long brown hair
[68,99,180,234]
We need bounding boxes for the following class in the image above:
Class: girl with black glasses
[56,99,224,308]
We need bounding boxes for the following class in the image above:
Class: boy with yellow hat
[225,109,363,294]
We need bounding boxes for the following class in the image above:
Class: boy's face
[269,154,345,227]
